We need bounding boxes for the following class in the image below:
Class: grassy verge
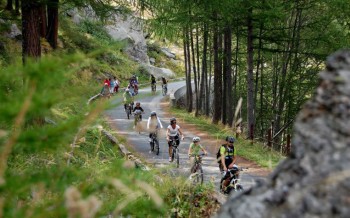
[169,107,285,169]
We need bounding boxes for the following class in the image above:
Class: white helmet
[193,136,200,142]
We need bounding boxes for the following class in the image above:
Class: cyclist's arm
[188,145,192,156]
[146,117,151,129]
[200,145,207,155]
[166,128,170,140]
[177,127,184,139]
[220,146,227,171]
[157,117,163,128]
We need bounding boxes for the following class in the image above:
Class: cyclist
[133,101,144,122]
[188,136,207,171]
[150,74,156,92]
[161,77,167,95]
[166,117,184,162]
[123,88,133,110]
[147,111,163,152]
[219,136,239,193]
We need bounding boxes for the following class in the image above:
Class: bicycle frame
[189,154,205,184]
[170,138,179,168]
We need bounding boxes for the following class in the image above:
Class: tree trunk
[212,23,222,124]
[15,0,19,14]
[46,0,59,49]
[223,25,233,126]
[39,5,47,38]
[184,28,193,112]
[22,0,41,63]
[190,28,198,116]
[5,0,13,10]
[247,6,255,140]
[199,23,208,114]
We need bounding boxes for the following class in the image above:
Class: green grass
[0,10,215,217]
[169,107,285,169]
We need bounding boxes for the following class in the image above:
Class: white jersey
[147,117,163,129]
[167,125,180,137]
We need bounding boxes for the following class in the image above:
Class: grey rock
[6,24,21,39]
[149,57,155,65]
[216,50,350,218]
[160,48,176,59]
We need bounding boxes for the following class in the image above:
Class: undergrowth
[0,9,213,218]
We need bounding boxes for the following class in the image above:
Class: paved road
[105,81,265,193]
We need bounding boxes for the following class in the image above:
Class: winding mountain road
[105,81,270,196]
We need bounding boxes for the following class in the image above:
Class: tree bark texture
[186,29,193,112]
[246,6,255,139]
[5,0,13,10]
[212,23,222,124]
[223,25,233,126]
[22,0,41,63]
[46,0,59,49]
[199,23,208,115]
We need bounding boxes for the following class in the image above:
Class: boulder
[6,24,21,39]
[160,48,176,59]
[142,64,175,78]
[105,14,149,64]
[217,50,350,218]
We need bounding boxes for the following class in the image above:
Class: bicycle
[133,109,143,134]
[151,83,156,94]
[220,166,244,194]
[150,131,160,155]
[162,84,167,96]
[189,153,206,185]
[125,103,132,119]
[170,137,180,168]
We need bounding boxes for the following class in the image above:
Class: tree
[46,0,59,48]
[5,0,13,11]
[21,0,41,63]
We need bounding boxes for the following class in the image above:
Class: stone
[216,50,350,218]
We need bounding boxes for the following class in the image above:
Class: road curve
[105,81,267,195]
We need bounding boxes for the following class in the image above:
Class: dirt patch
[160,100,272,177]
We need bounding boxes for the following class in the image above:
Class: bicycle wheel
[155,139,159,155]
[176,148,179,168]
[150,141,154,152]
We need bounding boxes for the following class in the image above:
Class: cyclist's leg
[168,140,173,161]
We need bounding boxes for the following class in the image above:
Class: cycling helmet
[125,88,129,92]
[193,136,200,142]
[226,136,235,143]
[170,117,176,124]
[150,111,157,116]
[136,102,140,106]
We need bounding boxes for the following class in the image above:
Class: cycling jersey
[220,145,236,159]
[147,116,163,130]
[189,143,203,155]
[133,106,144,114]
[167,124,180,137]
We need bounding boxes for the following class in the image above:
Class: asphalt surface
[105,81,266,194]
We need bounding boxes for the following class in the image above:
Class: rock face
[217,50,350,218]
[105,13,149,64]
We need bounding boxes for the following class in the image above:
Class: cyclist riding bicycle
[219,136,240,193]
[188,136,207,170]
[166,117,184,162]
[123,88,133,110]
[132,102,144,129]
[147,111,163,152]
[150,74,156,85]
